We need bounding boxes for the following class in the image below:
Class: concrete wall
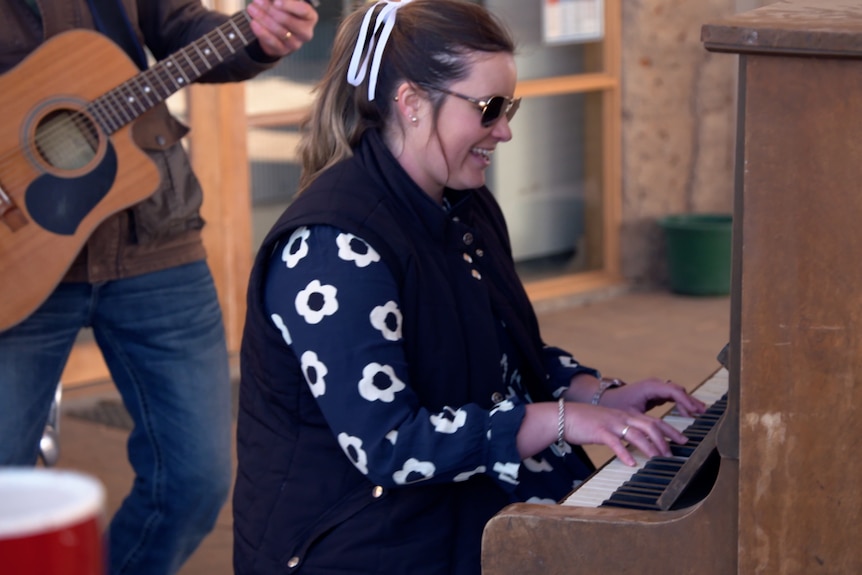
[620,0,772,285]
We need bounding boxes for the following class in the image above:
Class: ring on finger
[620,425,630,439]
[284,30,293,39]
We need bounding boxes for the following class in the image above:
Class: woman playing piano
[232,1,707,573]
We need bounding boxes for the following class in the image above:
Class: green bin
[658,213,732,296]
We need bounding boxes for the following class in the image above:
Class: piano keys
[481,364,739,575]
[562,367,728,511]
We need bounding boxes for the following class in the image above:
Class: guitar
[0,11,257,332]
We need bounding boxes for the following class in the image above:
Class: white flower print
[525,496,557,505]
[493,461,520,485]
[358,363,405,403]
[508,369,521,389]
[338,433,369,475]
[523,456,553,473]
[454,466,486,482]
[300,350,327,397]
[336,233,381,267]
[295,279,338,325]
[393,458,435,484]
[489,399,515,416]
[385,430,398,445]
[558,355,580,368]
[270,313,292,345]
[282,227,311,268]
[370,301,402,341]
[429,406,467,434]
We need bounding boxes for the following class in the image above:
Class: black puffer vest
[234,130,570,575]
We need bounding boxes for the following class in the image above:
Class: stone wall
[620,0,772,286]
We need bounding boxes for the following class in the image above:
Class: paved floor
[53,288,731,575]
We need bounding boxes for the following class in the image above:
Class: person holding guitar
[0,0,317,574]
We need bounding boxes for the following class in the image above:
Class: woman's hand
[561,402,689,466]
[599,377,707,417]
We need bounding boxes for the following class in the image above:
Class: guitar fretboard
[85,11,254,134]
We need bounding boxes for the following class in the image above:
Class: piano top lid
[702,0,862,57]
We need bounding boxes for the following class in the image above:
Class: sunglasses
[435,87,521,127]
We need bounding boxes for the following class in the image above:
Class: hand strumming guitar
[246,0,319,57]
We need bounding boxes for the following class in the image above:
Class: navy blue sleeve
[263,225,526,491]
[541,345,601,399]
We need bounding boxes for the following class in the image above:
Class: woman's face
[397,51,518,200]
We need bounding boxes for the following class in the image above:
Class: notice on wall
[543,0,604,44]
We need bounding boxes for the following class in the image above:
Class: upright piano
[482,1,862,572]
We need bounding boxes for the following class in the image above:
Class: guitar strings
[19,22,243,156]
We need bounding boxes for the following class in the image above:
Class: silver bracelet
[591,377,624,406]
[555,397,566,450]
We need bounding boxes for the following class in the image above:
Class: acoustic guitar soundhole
[34,109,100,171]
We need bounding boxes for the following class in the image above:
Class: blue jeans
[0,261,232,575]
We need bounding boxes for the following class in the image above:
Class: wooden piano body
[482,1,862,573]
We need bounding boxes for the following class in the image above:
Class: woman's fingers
[564,403,691,466]
[612,416,689,462]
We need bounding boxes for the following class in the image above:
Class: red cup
[0,468,106,575]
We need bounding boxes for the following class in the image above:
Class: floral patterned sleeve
[264,225,525,492]
[541,345,601,400]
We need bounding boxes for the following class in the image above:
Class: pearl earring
[410,115,418,124]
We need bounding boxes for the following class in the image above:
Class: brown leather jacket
[1,0,277,282]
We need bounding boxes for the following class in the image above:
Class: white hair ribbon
[346,0,412,102]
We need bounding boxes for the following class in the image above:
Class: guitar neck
[86,11,253,135]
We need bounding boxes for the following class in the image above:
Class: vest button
[475,248,484,257]
[491,392,505,404]
[462,253,473,263]
[471,269,482,280]
[462,232,474,245]
[372,485,384,498]
[287,556,300,568]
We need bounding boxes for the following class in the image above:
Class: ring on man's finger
[284,30,293,39]
[620,425,630,439]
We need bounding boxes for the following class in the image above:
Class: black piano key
[603,491,662,509]
[639,468,681,479]
[627,473,671,488]
[670,443,697,457]
[601,499,661,511]
[622,477,667,489]
[619,482,665,495]
[688,421,715,431]
[643,458,685,473]
[632,468,677,480]
[690,419,717,428]
[690,416,720,428]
